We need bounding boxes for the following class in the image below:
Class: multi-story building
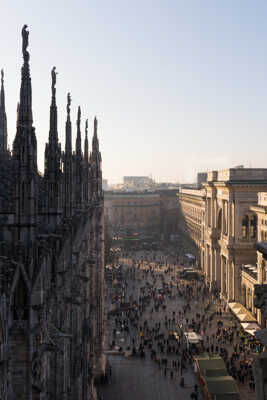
[178,168,267,327]
[104,191,161,234]
[240,192,267,327]
[0,26,105,400]
[178,188,206,258]
[203,168,267,302]
[158,189,179,240]
[123,176,155,191]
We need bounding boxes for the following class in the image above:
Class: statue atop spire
[22,24,29,61]
[1,69,3,86]
[51,66,57,98]
[67,92,71,116]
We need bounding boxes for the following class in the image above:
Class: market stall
[194,354,240,399]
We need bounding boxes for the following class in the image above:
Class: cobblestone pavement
[100,250,257,400]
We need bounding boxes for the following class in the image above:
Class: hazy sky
[1,1,267,183]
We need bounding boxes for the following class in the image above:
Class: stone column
[210,247,216,288]
[221,255,225,297]
[227,259,233,301]
[203,244,208,280]
[207,245,210,282]
[228,199,232,238]
[215,247,221,290]
[201,250,205,273]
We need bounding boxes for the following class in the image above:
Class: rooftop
[178,188,205,197]
[207,168,267,183]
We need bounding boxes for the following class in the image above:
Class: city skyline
[1,1,267,183]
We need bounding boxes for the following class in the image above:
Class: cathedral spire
[18,24,33,126]
[0,69,7,153]
[75,106,82,156]
[92,116,99,152]
[13,25,37,243]
[64,93,73,218]
[1,70,5,111]
[84,119,88,161]
[74,106,83,210]
[44,67,61,227]
[91,116,102,201]
[65,92,72,154]
[49,66,58,143]
[83,119,89,205]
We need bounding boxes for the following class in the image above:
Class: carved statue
[85,119,88,136]
[1,69,3,85]
[51,66,57,97]
[21,25,29,60]
[67,92,71,115]
[31,349,44,392]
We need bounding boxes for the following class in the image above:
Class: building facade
[104,191,161,234]
[178,188,205,258]
[0,26,105,400]
[178,168,267,327]
[203,168,267,302]
[158,189,179,240]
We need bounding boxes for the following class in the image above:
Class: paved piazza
[99,250,257,400]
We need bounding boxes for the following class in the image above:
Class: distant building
[104,191,160,234]
[158,189,179,239]
[123,176,155,191]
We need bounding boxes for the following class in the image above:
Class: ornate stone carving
[31,349,44,392]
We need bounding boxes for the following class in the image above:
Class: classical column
[210,247,216,288]
[201,249,205,273]
[228,198,232,238]
[221,255,226,297]
[206,244,210,282]
[215,247,221,290]
[227,259,233,301]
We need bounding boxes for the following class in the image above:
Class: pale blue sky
[1,1,267,183]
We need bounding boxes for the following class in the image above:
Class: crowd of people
[107,249,261,399]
